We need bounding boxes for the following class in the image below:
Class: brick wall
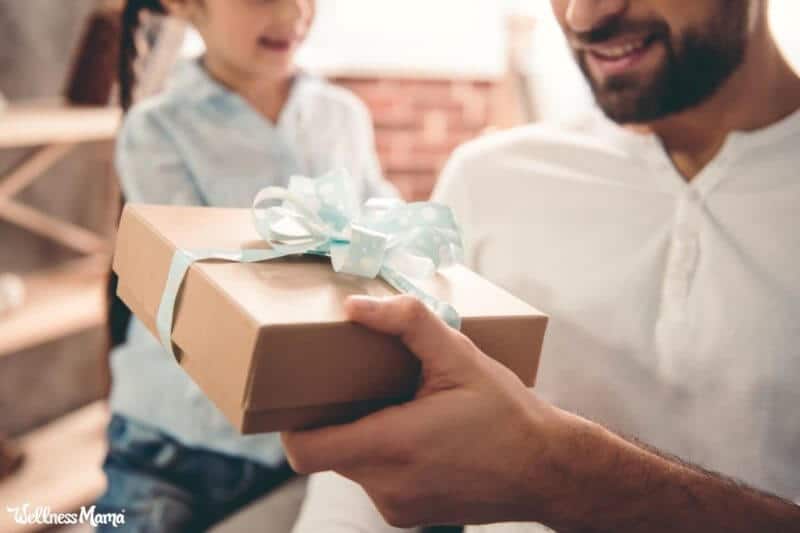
[334,77,496,201]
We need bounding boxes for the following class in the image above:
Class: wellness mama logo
[6,503,126,528]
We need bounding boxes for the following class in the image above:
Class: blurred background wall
[0,0,112,436]
[281,0,512,200]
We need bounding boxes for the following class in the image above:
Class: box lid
[113,204,548,416]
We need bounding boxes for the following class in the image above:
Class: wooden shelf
[0,401,109,533]
[0,264,107,358]
[0,102,120,148]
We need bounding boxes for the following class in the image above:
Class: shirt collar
[725,105,800,152]
[588,103,800,195]
[591,103,800,159]
[169,57,314,110]
[169,58,231,103]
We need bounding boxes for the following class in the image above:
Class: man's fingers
[345,295,437,336]
[345,295,477,370]
[281,404,404,474]
[284,296,490,478]
[281,423,371,474]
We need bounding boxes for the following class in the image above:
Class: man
[286,0,800,531]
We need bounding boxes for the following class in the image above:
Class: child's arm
[292,472,420,533]
[115,107,204,205]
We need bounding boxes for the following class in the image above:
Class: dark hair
[119,0,167,110]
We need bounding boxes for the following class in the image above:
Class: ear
[160,0,197,21]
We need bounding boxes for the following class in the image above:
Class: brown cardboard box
[113,204,548,433]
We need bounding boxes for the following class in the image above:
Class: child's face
[183,0,315,79]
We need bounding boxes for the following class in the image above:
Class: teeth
[595,39,645,59]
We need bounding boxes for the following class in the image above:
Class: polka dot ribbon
[156,170,464,362]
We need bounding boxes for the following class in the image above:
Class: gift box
[113,197,547,433]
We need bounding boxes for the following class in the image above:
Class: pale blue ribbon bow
[155,170,464,360]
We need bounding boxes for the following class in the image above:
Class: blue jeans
[95,415,295,532]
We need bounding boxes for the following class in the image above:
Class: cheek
[214,15,263,54]
[654,0,718,33]
[301,0,316,29]
[549,0,569,27]
[203,1,259,41]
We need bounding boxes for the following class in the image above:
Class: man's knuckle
[386,512,416,529]
[378,495,417,528]
[282,442,314,473]
[453,329,478,353]
[378,505,402,527]
[398,295,427,324]
[286,453,309,474]
[369,476,423,527]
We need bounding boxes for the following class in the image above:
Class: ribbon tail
[379,266,462,330]
[155,247,304,362]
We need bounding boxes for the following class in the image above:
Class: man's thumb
[345,295,478,375]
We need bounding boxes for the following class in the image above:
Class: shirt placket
[656,187,704,381]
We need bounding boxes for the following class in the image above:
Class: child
[97,1,395,531]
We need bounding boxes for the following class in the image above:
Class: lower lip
[259,38,293,52]
[586,40,660,77]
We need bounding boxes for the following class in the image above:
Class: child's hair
[119,0,167,110]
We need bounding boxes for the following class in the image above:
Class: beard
[573,2,750,124]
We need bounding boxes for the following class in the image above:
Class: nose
[565,0,628,33]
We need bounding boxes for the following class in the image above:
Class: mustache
[568,18,670,47]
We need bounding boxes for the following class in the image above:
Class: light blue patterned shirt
[111,59,396,466]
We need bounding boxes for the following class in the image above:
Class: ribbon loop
[156,170,464,361]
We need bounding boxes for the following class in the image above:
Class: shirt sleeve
[431,146,480,270]
[292,472,421,533]
[115,106,205,206]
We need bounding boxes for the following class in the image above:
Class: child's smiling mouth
[258,36,294,52]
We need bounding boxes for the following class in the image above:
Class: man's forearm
[282,296,799,530]
[537,408,800,533]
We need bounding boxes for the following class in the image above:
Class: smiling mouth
[584,35,658,61]
[258,36,294,51]
[577,33,664,78]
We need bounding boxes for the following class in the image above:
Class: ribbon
[156,170,464,360]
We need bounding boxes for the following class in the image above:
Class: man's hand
[282,295,800,532]
[282,294,572,527]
